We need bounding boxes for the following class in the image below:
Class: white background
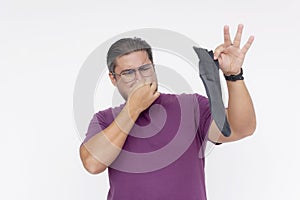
[1,0,300,199]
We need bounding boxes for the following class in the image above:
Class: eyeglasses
[111,63,155,83]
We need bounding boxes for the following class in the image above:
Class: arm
[79,104,137,174]
[80,82,160,174]
[208,24,256,143]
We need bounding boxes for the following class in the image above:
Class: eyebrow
[119,63,152,74]
[116,54,149,73]
[119,68,134,74]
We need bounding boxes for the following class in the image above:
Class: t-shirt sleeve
[81,112,107,144]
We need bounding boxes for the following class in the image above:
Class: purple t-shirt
[82,93,213,200]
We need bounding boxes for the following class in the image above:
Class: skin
[109,50,158,101]
[79,24,256,174]
[80,51,160,174]
[208,24,256,143]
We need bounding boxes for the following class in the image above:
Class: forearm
[80,82,159,174]
[80,104,140,172]
[226,80,256,136]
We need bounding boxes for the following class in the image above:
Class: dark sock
[193,47,231,137]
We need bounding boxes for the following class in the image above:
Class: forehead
[115,50,150,72]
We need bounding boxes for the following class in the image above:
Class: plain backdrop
[1,0,300,199]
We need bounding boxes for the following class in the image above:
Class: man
[79,24,256,200]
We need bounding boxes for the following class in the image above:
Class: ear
[109,72,117,86]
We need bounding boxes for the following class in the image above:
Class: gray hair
[106,37,153,73]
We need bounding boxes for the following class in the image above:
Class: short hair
[106,37,153,73]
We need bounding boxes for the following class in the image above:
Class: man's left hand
[214,24,254,76]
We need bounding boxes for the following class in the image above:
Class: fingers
[223,25,232,48]
[214,44,225,60]
[241,35,255,55]
[150,82,160,98]
[216,24,254,58]
[129,80,144,94]
[153,91,160,99]
[130,81,158,97]
[233,24,243,48]
[150,81,156,92]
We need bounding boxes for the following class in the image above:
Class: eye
[121,69,135,76]
[139,64,152,71]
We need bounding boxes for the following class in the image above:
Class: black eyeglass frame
[111,63,155,82]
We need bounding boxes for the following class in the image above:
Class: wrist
[224,68,244,81]
[114,104,139,135]
[124,103,141,121]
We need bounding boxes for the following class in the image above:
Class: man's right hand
[126,81,160,117]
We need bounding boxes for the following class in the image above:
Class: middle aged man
[80,24,256,200]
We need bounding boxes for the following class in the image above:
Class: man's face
[109,50,158,100]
